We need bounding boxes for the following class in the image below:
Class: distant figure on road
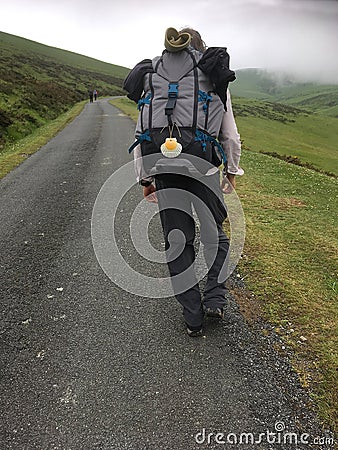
[89,90,94,103]
[93,89,98,101]
[124,27,243,337]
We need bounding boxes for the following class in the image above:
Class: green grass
[111,96,338,431]
[0,101,86,179]
[110,97,138,121]
[236,151,337,430]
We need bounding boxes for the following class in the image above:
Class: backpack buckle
[165,82,179,116]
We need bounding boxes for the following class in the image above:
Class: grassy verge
[111,96,338,431]
[236,151,337,430]
[110,97,139,121]
[0,101,86,179]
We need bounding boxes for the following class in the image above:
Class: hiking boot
[203,306,224,319]
[186,325,203,337]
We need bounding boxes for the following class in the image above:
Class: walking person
[93,89,98,101]
[89,89,93,103]
[124,27,243,336]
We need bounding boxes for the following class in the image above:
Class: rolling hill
[226,68,338,175]
[231,97,338,176]
[230,68,338,117]
[0,31,129,148]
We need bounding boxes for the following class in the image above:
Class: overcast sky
[1,0,337,83]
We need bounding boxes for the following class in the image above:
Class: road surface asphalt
[0,99,334,449]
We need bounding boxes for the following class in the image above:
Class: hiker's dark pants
[155,173,229,328]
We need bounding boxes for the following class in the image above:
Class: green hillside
[232,97,338,176]
[231,68,338,117]
[0,31,129,148]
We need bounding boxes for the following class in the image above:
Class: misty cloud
[203,0,338,83]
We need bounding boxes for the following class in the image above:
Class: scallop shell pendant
[160,138,182,158]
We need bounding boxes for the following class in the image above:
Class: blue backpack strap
[128,130,152,153]
[195,130,227,165]
[137,93,152,111]
[198,90,213,113]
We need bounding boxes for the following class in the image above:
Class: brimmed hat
[164,27,192,53]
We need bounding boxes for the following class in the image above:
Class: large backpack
[125,46,235,175]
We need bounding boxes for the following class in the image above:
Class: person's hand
[143,184,158,203]
[227,173,236,188]
[221,173,236,194]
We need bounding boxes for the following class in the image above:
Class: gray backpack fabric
[129,47,227,174]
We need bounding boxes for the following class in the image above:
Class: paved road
[0,99,333,449]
